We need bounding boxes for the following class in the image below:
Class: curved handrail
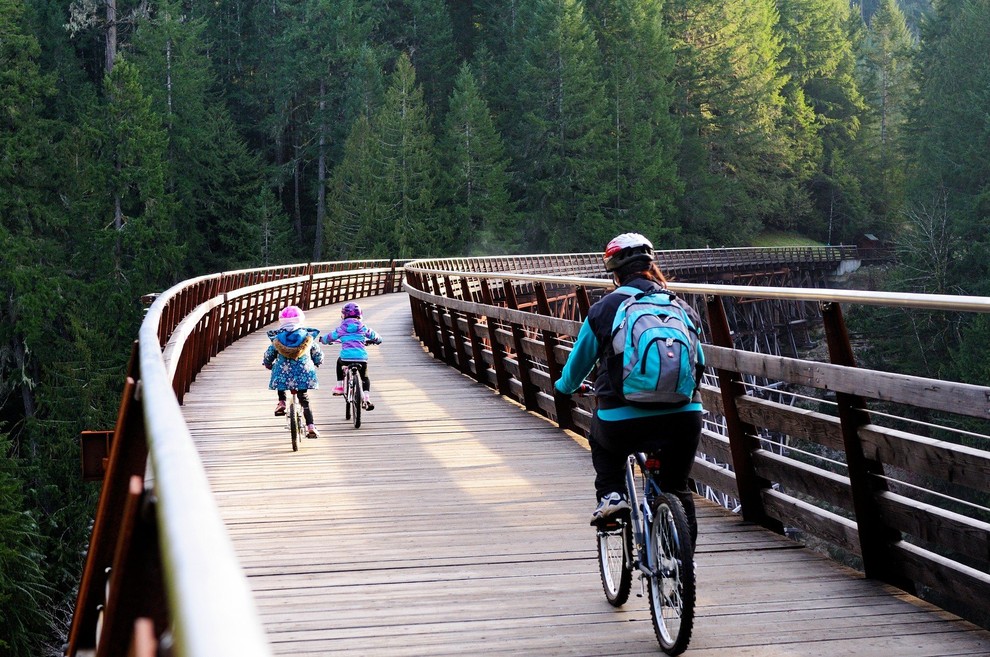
[401,252,990,626]
[68,260,404,656]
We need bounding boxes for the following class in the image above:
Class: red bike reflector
[644,457,662,470]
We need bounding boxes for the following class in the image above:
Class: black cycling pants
[336,359,370,391]
[277,388,314,425]
[590,411,702,545]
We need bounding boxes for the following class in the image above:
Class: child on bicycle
[263,305,324,439]
[554,233,704,546]
[320,302,382,410]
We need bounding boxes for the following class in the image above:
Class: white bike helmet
[603,233,654,272]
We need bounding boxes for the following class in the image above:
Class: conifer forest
[2,0,990,652]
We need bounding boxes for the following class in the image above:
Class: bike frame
[625,452,660,578]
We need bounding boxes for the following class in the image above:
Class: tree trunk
[314,78,327,261]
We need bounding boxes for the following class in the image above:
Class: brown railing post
[443,276,469,374]
[68,345,150,655]
[705,296,783,532]
[535,283,573,430]
[480,280,512,397]
[504,282,538,411]
[820,302,912,590]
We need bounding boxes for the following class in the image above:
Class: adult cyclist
[553,233,705,547]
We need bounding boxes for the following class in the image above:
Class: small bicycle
[325,339,378,430]
[595,451,696,655]
[284,390,305,452]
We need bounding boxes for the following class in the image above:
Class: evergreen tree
[585,0,682,241]
[129,0,264,274]
[775,0,868,242]
[439,63,516,255]
[513,0,610,252]
[858,0,916,230]
[333,54,441,258]
[377,0,459,122]
[663,0,789,245]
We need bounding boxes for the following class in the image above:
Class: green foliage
[0,432,52,657]
[585,0,682,243]
[439,63,517,255]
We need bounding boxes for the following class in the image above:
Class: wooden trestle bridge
[67,248,990,656]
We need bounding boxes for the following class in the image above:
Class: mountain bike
[285,390,305,452]
[595,452,696,655]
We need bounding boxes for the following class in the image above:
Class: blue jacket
[554,276,703,421]
[320,318,380,362]
[263,328,324,390]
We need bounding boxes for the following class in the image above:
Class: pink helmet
[342,302,362,319]
[603,233,654,272]
[278,305,306,329]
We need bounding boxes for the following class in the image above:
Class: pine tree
[129,1,264,274]
[775,0,868,241]
[439,63,516,255]
[663,0,789,245]
[859,0,915,226]
[378,0,459,122]
[331,54,441,258]
[513,0,610,252]
[585,0,682,241]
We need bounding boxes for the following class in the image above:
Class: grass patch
[751,231,824,248]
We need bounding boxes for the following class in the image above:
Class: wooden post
[443,276,469,374]
[504,282,538,411]
[535,283,573,430]
[705,296,783,532]
[481,280,512,397]
[821,302,912,590]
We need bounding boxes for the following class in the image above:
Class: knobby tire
[648,493,695,655]
[596,513,633,606]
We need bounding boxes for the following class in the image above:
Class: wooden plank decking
[180,293,990,656]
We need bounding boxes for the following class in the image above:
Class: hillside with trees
[5,0,990,652]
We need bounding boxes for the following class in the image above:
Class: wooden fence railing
[403,254,990,628]
[67,260,403,657]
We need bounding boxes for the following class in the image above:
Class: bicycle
[342,362,363,429]
[595,451,696,655]
[285,390,305,452]
[325,339,379,430]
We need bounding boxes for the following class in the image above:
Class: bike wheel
[647,493,695,655]
[289,402,299,452]
[596,514,632,606]
[349,372,361,429]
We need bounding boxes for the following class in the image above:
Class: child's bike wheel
[289,402,299,452]
[349,373,362,429]
[596,513,632,606]
[648,493,695,655]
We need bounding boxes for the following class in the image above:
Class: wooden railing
[67,260,403,657]
[403,253,990,628]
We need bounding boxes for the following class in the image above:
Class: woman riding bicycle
[321,302,382,410]
[263,305,324,439]
[554,233,705,546]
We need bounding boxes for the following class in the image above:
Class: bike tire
[350,372,361,429]
[647,493,695,655]
[289,402,299,452]
[596,513,633,606]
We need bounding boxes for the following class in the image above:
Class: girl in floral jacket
[263,305,324,438]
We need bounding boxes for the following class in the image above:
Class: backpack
[604,286,705,408]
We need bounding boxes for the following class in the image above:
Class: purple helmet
[342,302,362,319]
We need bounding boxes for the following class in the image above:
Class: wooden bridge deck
[180,293,990,656]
